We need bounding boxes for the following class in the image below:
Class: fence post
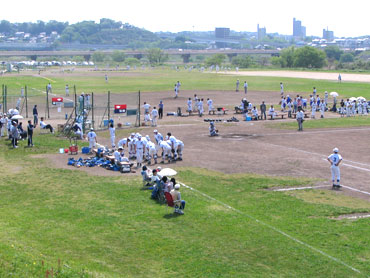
[4,85,7,112]
[82,93,85,134]
[108,91,111,121]
[25,85,28,118]
[91,92,94,129]
[1,84,4,114]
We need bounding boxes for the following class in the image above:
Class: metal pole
[4,85,7,112]
[2,84,4,114]
[74,85,77,117]
[91,92,94,129]
[138,90,141,127]
[46,85,50,119]
[108,91,111,121]
[25,85,28,118]
[82,94,85,134]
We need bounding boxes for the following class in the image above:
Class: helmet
[333,148,339,153]
[90,128,94,131]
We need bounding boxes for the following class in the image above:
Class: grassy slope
[0,135,369,277]
[2,69,370,100]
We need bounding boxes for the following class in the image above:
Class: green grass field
[1,68,370,100]
[0,134,369,277]
[273,116,370,130]
[1,70,370,277]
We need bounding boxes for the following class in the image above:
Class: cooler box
[82,147,90,154]
[69,146,78,155]
[246,116,252,121]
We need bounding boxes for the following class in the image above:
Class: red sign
[114,104,127,114]
[52,97,64,105]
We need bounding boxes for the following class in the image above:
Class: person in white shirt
[146,141,158,165]
[87,128,97,150]
[244,81,248,95]
[159,140,172,164]
[363,101,368,115]
[153,130,163,152]
[135,135,145,168]
[151,107,158,127]
[65,84,69,96]
[176,139,184,161]
[324,91,328,105]
[144,112,151,126]
[109,123,115,148]
[268,105,275,119]
[280,82,284,95]
[40,117,54,133]
[143,102,151,114]
[47,83,52,93]
[0,114,7,137]
[358,101,363,115]
[114,147,124,163]
[320,101,326,118]
[166,132,178,160]
[327,148,343,189]
[170,184,185,214]
[251,106,258,120]
[187,98,192,114]
[287,101,292,118]
[198,98,204,117]
[311,102,316,119]
[296,108,304,131]
[128,133,136,159]
[345,99,350,117]
[174,84,178,98]
[118,137,128,148]
[207,98,213,114]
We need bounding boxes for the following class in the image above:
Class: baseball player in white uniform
[311,101,316,119]
[153,130,163,151]
[146,141,158,165]
[109,124,115,148]
[320,101,326,118]
[135,135,145,168]
[176,139,184,161]
[363,101,368,115]
[167,133,178,160]
[151,107,158,127]
[207,98,213,114]
[159,140,172,164]
[87,128,97,150]
[198,99,204,117]
[128,133,136,159]
[327,148,342,189]
[118,137,128,149]
[187,98,192,113]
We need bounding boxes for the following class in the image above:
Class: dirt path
[224,70,370,83]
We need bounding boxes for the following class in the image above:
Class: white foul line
[341,185,370,196]
[273,185,327,192]
[179,182,363,275]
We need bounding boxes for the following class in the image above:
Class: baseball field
[0,67,369,277]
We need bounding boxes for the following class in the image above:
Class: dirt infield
[225,70,370,83]
[42,88,370,202]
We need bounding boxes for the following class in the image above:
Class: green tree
[279,47,295,68]
[324,46,343,61]
[204,54,226,67]
[92,52,106,63]
[111,51,126,62]
[125,57,140,66]
[293,46,326,68]
[339,53,354,63]
[146,48,168,65]
[231,55,254,68]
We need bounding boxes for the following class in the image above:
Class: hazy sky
[2,0,369,37]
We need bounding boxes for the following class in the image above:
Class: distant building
[323,28,334,41]
[215,28,230,39]
[293,18,306,38]
[257,24,266,41]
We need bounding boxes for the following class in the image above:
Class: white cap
[131,133,135,136]
[90,128,94,131]
[153,129,158,133]
[174,184,180,190]
[146,135,150,140]
[333,148,339,153]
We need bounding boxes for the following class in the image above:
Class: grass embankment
[274,116,370,130]
[2,68,370,100]
[0,134,369,277]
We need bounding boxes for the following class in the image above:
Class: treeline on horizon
[0,19,207,49]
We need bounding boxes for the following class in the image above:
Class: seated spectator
[141,165,152,186]
[162,176,173,193]
[170,184,185,214]
[72,123,83,139]
[268,105,275,119]
[114,147,125,163]
[40,117,54,133]
[144,112,151,126]
[209,121,218,137]
[251,106,259,120]
[150,169,161,199]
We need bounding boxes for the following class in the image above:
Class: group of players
[339,98,368,117]
[115,130,184,168]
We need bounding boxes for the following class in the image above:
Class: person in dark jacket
[27,120,34,147]
[33,105,38,126]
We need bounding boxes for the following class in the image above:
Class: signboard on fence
[52,97,64,105]
[114,104,127,114]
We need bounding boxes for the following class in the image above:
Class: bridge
[0,49,280,58]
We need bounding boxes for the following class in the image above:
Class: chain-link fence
[1,84,141,133]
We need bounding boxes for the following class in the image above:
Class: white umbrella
[11,115,23,120]
[159,168,177,177]
[357,97,366,101]
[349,97,357,102]
[330,92,339,97]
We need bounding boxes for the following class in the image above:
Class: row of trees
[0,20,68,35]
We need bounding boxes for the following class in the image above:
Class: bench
[269,113,288,120]
[217,107,228,115]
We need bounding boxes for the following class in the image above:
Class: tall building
[215,28,230,39]
[293,18,306,38]
[257,24,266,41]
[323,27,334,41]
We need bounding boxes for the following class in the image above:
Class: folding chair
[164,192,179,214]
